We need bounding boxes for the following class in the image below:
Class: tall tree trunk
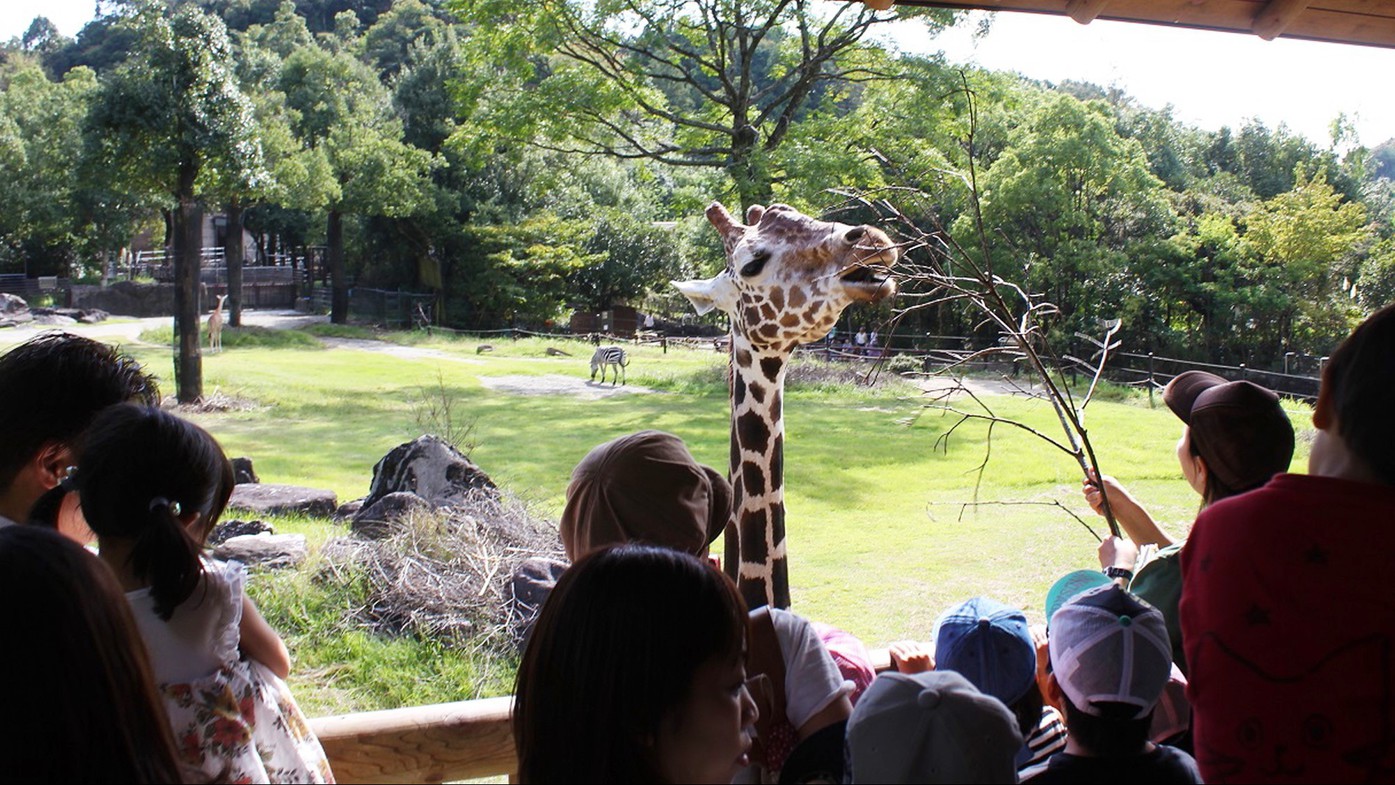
[225,199,245,327]
[173,165,203,404]
[328,209,347,324]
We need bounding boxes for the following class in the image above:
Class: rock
[350,491,432,539]
[476,344,494,354]
[0,293,30,320]
[335,498,364,520]
[508,557,568,650]
[545,346,571,356]
[78,308,109,324]
[228,483,337,517]
[209,519,274,546]
[32,313,77,326]
[213,533,308,569]
[231,457,260,484]
[360,435,498,512]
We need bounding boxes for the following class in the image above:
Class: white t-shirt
[127,557,244,684]
[0,514,16,529]
[768,607,852,729]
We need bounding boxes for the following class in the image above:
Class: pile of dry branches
[322,489,563,650]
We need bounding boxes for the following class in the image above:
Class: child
[1031,584,1200,783]
[936,597,1069,779]
[846,670,1023,783]
[35,403,335,783]
[1180,303,1395,783]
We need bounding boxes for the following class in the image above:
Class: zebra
[589,345,629,385]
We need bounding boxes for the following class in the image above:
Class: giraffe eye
[740,252,770,278]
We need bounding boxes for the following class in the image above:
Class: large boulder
[350,435,498,536]
[228,483,337,517]
[363,435,497,508]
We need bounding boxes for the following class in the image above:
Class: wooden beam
[310,696,516,784]
[1066,0,1112,24]
[306,647,903,783]
[1253,0,1313,39]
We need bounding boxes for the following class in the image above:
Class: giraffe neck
[727,332,789,610]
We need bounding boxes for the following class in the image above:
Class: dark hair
[1060,694,1154,756]
[1323,302,1395,486]
[1188,438,1245,508]
[1011,679,1047,739]
[0,525,182,782]
[0,333,158,490]
[514,543,748,784]
[37,404,235,619]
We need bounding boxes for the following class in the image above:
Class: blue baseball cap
[934,596,1036,706]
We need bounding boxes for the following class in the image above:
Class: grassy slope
[46,326,1316,714]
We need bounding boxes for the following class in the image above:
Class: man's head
[1316,303,1395,486]
[559,430,731,561]
[0,333,159,520]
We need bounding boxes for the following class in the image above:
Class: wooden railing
[310,649,894,783]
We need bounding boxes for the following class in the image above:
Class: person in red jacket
[1179,302,1395,784]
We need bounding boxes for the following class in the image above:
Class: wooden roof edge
[851,0,1395,51]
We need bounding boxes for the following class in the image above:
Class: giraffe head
[673,202,898,350]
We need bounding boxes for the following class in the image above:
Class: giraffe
[674,202,899,609]
[207,294,227,353]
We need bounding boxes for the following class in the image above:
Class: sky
[3,2,1392,149]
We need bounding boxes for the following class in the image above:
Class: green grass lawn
[5,323,1315,715]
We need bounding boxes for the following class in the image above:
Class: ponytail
[130,497,205,620]
[26,485,67,529]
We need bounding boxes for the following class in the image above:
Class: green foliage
[0,62,101,275]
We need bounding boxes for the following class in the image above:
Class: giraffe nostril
[845,226,866,242]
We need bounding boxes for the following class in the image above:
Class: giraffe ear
[672,275,739,316]
[744,204,766,225]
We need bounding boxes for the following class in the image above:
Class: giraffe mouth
[838,262,897,300]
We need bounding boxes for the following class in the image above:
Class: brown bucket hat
[1163,371,1295,491]
[559,430,731,561]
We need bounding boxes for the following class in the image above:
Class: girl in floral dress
[35,403,335,784]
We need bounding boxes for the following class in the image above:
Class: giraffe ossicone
[673,201,899,609]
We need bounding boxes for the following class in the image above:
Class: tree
[0,61,101,276]
[951,91,1174,345]
[279,40,433,323]
[86,2,264,402]
[455,0,958,209]
[1241,168,1369,356]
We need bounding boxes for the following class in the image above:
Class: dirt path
[0,309,328,348]
[915,373,1043,400]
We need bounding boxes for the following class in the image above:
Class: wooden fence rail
[309,649,894,783]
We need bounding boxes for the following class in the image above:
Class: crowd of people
[3,302,1392,783]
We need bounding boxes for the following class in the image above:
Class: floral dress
[134,559,335,784]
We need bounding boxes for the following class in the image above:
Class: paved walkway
[0,309,328,349]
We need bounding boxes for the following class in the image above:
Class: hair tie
[149,497,183,516]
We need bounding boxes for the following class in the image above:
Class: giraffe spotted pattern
[674,202,899,609]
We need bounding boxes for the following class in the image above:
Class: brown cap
[1162,371,1295,492]
[559,430,731,561]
